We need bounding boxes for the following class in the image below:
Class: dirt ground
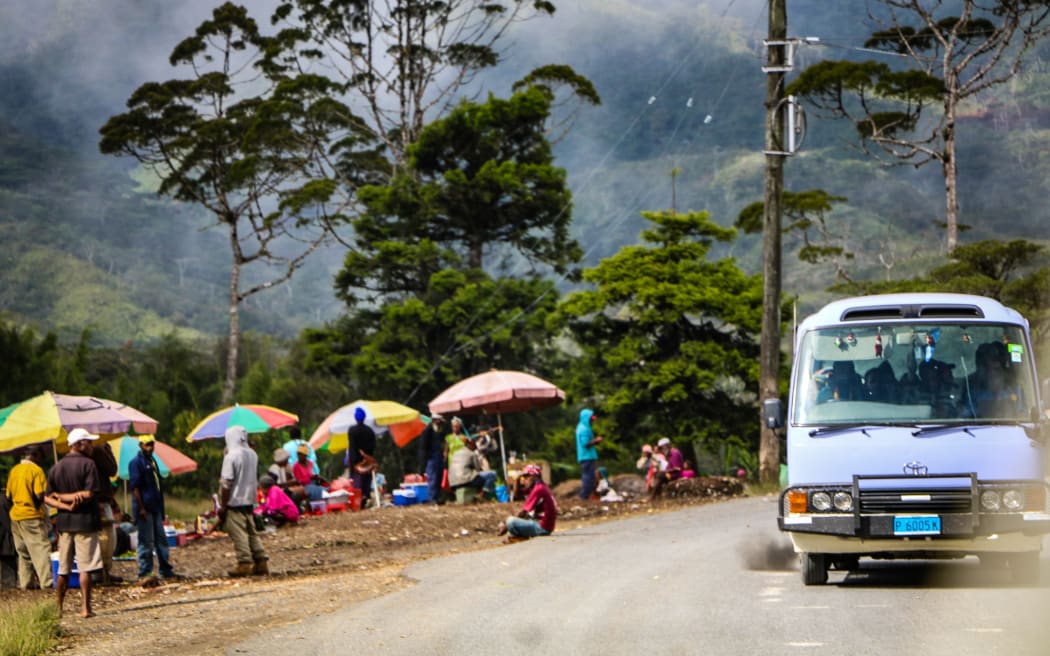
[35,476,743,655]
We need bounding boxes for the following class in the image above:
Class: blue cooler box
[403,483,429,503]
[51,553,80,589]
[392,489,416,506]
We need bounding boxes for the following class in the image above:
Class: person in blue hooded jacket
[575,409,603,500]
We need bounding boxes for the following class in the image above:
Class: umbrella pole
[497,412,508,489]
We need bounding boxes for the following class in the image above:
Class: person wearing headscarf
[443,416,470,470]
[344,407,377,504]
[218,425,268,577]
[575,408,603,500]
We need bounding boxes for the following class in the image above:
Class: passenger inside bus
[962,341,1023,418]
[863,360,899,403]
[820,361,865,402]
[918,358,958,418]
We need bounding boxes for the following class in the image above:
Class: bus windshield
[792,322,1037,425]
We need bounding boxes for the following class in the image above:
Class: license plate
[894,515,941,536]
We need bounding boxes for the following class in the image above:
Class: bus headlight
[980,490,1001,511]
[833,491,854,512]
[811,491,832,511]
[1002,489,1025,511]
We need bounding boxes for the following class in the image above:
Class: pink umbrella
[428,370,565,415]
[428,370,565,484]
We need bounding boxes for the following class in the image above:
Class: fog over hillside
[1,1,1047,342]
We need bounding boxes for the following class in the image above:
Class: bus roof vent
[840,306,904,321]
[840,303,984,321]
[917,304,984,319]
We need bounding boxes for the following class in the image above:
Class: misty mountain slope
[2,0,1050,346]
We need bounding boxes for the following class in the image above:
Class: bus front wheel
[801,552,828,585]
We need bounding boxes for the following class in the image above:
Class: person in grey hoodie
[217,425,268,577]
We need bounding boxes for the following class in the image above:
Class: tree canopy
[787,0,1050,252]
[99,2,380,403]
[552,209,763,462]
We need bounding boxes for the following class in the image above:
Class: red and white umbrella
[428,370,565,483]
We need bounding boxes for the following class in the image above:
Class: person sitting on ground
[635,444,664,493]
[649,437,684,499]
[498,464,557,541]
[255,475,299,527]
[292,445,326,503]
[268,448,305,508]
[448,434,497,501]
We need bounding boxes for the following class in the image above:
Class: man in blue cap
[345,407,377,505]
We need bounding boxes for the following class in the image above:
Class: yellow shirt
[5,459,47,521]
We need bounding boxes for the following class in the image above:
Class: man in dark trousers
[45,428,103,618]
[417,414,447,504]
[344,407,377,505]
[129,435,177,582]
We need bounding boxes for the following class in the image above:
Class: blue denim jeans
[505,516,550,538]
[425,457,444,503]
[472,471,498,495]
[579,459,597,499]
[136,511,173,578]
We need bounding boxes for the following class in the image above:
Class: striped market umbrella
[0,391,158,454]
[185,404,298,441]
[111,435,198,479]
[309,400,426,452]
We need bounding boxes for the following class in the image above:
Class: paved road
[232,496,1050,655]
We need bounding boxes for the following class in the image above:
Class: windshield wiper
[808,425,880,438]
[911,424,975,437]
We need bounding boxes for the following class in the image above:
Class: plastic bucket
[495,484,509,503]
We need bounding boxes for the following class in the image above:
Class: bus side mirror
[763,399,784,430]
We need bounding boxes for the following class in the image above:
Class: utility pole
[759,0,787,486]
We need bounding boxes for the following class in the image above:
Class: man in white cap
[45,427,104,618]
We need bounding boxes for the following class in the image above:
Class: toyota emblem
[903,461,928,476]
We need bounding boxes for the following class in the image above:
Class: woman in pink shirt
[255,475,299,526]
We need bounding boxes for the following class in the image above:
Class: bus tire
[801,552,828,585]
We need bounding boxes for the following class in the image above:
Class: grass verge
[0,597,60,656]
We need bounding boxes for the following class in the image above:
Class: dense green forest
[2,0,1049,494]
